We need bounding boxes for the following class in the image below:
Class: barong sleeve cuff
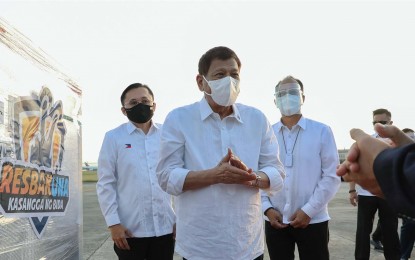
[261,166,284,197]
[166,168,190,196]
[105,213,121,227]
[302,203,318,219]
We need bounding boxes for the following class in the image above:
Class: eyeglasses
[275,89,302,98]
[372,121,389,125]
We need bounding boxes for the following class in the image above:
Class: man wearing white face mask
[157,46,285,260]
[261,76,341,260]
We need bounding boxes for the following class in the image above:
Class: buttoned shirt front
[157,97,285,260]
[262,116,340,224]
[97,121,175,237]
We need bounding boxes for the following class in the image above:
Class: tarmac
[83,182,394,260]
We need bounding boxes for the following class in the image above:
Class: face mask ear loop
[300,92,304,105]
[202,75,212,96]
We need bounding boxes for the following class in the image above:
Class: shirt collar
[126,120,158,134]
[199,97,243,123]
[276,115,306,132]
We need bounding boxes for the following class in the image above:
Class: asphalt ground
[83,182,395,260]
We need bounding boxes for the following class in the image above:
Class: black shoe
[370,239,384,251]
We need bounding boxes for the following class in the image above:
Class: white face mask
[203,76,240,106]
[276,94,302,116]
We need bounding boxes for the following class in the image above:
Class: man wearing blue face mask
[261,76,341,260]
[157,46,285,260]
[97,83,175,260]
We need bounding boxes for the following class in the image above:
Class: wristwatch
[253,174,262,187]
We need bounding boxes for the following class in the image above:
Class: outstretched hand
[336,124,414,196]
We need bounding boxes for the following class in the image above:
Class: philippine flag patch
[125,144,132,148]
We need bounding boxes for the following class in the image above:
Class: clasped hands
[266,208,311,229]
[216,148,259,187]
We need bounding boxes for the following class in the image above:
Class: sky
[1,0,414,163]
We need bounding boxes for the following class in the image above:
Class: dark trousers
[265,220,329,260]
[355,195,400,260]
[114,233,174,260]
[400,218,415,259]
[371,219,382,241]
[184,255,263,260]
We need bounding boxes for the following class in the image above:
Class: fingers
[271,220,288,229]
[228,165,255,178]
[348,162,360,173]
[126,230,133,238]
[219,148,232,165]
[217,149,257,185]
[289,210,310,228]
[267,209,288,229]
[110,224,131,250]
[220,148,249,171]
[346,143,360,163]
[227,147,252,172]
[336,160,360,181]
[113,236,130,250]
[336,142,360,178]
[230,157,248,170]
[229,154,249,171]
[336,163,348,177]
[339,161,355,182]
[289,218,306,228]
[219,166,256,184]
[290,219,309,229]
[119,237,130,250]
[350,128,370,143]
[227,148,233,158]
[269,214,287,229]
[376,124,414,146]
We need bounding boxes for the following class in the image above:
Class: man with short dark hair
[157,46,285,259]
[349,108,400,260]
[97,83,175,260]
